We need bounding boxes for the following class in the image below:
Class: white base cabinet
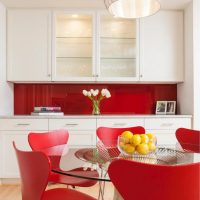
[0,118,48,178]
[0,115,192,179]
[2,131,32,178]
[145,117,191,145]
[49,118,97,147]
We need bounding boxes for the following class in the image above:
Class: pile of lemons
[118,131,157,155]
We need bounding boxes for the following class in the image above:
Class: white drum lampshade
[104,0,161,18]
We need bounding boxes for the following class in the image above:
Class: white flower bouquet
[82,88,111,115]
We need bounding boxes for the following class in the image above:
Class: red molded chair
[28,129,97,187]
[108,159,200,200]
[176,128,200,152]
[13,142,96,200]
[97,126,145,146]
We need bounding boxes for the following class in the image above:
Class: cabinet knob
[140,74,143,78]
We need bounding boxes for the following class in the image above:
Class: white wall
[192,0,200,129]
[0,2,13,115]
[177,0,200,129]
[177,2,193,115]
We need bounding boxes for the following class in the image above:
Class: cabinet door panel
[52,12,95,82]
[1,130,47,178]
[2,132,30,178]
[67,131,96,147]
[97,14,139,82]
[140,11,183,82]
[7,9,51,81]
[146,129,177,145]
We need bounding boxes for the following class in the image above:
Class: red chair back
[97,126,145,146]
[176,128,200,152]
[13,142,50,200]
[28,129,69,169]
[108,159,200,200]
[28,129,69,150]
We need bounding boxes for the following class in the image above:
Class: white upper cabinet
[6,9,184,83]
[7,9,52,82]
[139,11,184,82]
[52,11,96,82]
[96,13,139,82]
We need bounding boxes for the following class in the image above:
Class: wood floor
[0,182,114,200]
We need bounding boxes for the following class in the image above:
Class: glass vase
[92,100,100,115]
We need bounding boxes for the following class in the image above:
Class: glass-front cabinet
[52,11,139,82]
[52,12,95,81]
[97,13,139,82]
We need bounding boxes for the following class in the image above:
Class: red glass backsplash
[14,84,177,115]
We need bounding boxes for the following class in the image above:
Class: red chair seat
[49,170,98,187]
[43,188,96,200]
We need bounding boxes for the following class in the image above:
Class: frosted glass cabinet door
[52,12,95,81]
[97,14,139,82]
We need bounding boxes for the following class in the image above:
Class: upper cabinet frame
[52,10,96,82]
[6,9,184,83]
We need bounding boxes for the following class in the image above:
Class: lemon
[121,131,133,143]
[119,142,126,150]
[148,142,156,151]
[130,134,141,146]
[124,144,135,154]
[140,134,149,144]
[147,133,156,142]
[136,143,149,154]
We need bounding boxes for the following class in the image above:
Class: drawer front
[97,118,144,128]
[145,118,191,130]
[49,119,96,130]
[146,129,177,145]
[0,119,48,131]
[68,131,96,146]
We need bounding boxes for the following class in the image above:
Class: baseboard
[0,178,20,185]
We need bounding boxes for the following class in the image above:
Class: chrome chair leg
[98,181,105,200]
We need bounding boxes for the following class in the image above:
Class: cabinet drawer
[97,118,144,128]
[145,118,191,130]
[49,119,96,130]
[0,119,48,131]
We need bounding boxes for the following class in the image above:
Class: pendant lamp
[104,0,161,18]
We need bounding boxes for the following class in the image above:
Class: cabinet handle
[16,123,30,126]
[65,123,79,126]
[161,123,174,127]
[113,123,127,127]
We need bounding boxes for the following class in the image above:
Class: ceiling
[0,0,192,9]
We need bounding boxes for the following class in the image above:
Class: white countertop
[0,114,193,119]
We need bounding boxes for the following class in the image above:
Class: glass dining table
[43,142,200,200]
